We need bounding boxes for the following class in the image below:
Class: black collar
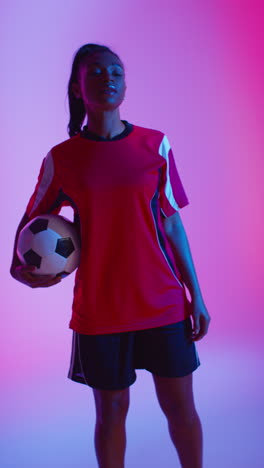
[80,120,133,141]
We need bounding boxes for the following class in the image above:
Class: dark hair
[67,43,122,138]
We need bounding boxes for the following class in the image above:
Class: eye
[88,67,123,77]
[90,69,101,75]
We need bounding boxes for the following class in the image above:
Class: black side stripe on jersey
[47,188,77,214]
[47,188,81,242]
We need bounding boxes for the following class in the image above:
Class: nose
[100,69,115,82]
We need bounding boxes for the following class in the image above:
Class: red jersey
[25,120,191,334]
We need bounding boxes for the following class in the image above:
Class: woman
[10,43,211,468]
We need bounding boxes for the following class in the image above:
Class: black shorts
[67,316,201,390]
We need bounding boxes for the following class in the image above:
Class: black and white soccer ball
[17,214,81,278]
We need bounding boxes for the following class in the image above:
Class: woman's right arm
[10,212,62,288]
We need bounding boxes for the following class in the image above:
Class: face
[72,51,127,111]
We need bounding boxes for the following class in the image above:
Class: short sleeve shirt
[25,120,191,334]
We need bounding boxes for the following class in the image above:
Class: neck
[85,109,125,139]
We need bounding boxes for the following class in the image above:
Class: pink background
[2,1,263,466]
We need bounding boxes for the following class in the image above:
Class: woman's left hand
[189,297,211,341]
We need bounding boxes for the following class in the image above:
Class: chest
[58,146,163,197]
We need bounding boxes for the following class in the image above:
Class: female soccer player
[10,43,211,468]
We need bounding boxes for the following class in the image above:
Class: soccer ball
[16,214,81,278]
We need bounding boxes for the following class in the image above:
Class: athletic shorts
[67,316,201,390]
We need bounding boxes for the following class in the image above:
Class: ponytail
[67,92,86,138]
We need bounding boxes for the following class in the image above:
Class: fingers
[191,316,211,341]
[29,275,62,288]
[192,332,205,341]
[192,328,206,341]
[13,265,62,288]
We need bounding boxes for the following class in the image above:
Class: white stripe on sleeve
[158,135,180,211]
[28,151,55,217]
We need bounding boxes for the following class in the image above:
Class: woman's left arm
[163,211,211,341]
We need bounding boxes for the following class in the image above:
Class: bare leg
[92,387,130,468]
[152,373,203,468]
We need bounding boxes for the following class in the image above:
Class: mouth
[101,86,117,94]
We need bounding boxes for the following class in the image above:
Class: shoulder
[132,123,169,151]
[46,135,83,166]
[50,134,81,154]
[133,122,165,139]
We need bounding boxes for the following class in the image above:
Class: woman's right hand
[11,265,62,288]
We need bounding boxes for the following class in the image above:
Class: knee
[93,388,130,425]
[154,374,197,424]
[157,392,197,424]
[162,402,198,425]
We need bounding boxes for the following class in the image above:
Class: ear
[71,82,81,99]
